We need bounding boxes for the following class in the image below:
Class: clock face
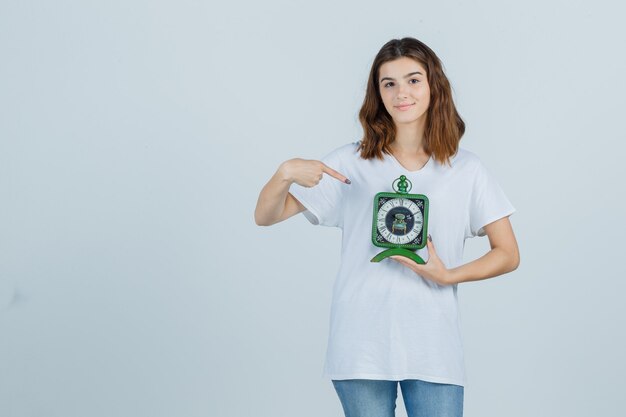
[372,193,428,249]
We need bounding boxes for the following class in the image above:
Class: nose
[396,84,409,100]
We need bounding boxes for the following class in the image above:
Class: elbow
[509,249,520,272]
[254,214,268,226]
[254,210,265,226]
[254,211,274,227]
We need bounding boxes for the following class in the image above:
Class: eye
[383,79,420,88]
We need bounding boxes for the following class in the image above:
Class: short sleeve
[468,159,516,237]
[287,146,349,228]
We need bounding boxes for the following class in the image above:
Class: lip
[394,103,415,111]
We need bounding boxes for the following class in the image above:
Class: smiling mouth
[395,103,415,110]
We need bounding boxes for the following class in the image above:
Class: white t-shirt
[288,140,516,386]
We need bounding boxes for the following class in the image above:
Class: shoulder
[451,146,481,163]
[320,141,362,165]
[445,146,484,172]
[337,140,362,156]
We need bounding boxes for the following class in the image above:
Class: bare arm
[447,216,520,284]
[254,158,350,226]
[254,163,306,226]
[390,216,520,286]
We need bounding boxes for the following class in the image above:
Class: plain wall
[1,1,625,416]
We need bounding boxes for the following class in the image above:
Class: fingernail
[428,234,432,242]
[345,178,351,184]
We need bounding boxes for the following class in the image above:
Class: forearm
[254,166,292,226]
[448,247,519,284]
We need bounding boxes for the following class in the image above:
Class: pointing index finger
[321,163,351,184]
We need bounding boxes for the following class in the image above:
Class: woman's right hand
[279,158,351,187]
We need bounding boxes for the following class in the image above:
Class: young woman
[254,37,520,417]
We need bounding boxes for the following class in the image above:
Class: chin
[395,113,426,123]
[394,114,425,124]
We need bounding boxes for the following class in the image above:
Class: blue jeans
[332,379,464,417]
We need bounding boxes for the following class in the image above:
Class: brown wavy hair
[357,37,465,167]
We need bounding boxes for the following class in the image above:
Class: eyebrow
[380,71,424,83]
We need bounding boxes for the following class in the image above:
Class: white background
[1,1,625,416]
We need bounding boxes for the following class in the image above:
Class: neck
[390,118,427,155]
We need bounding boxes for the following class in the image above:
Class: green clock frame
[370,186,429,264]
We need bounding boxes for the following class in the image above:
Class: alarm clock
[370,175,429,264]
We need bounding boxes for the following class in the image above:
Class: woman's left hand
[390,235,454,286]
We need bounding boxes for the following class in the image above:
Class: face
[378,57,430,125]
